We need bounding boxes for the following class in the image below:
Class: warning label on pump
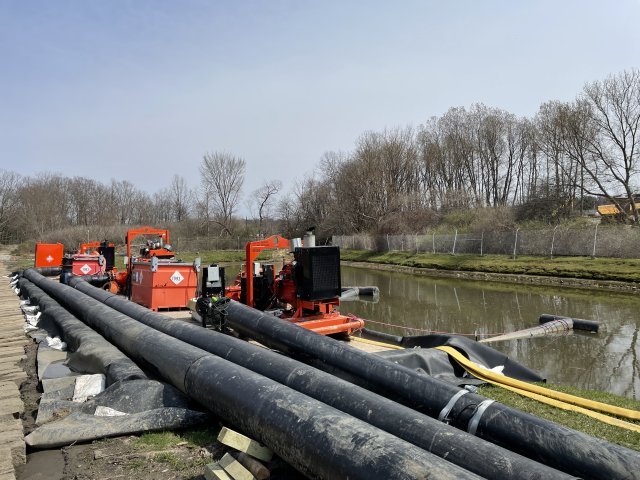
[170,271,184,285]
[46,255,54,263]
[80,264,92,274]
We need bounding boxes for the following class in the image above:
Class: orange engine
[217,234,364,336]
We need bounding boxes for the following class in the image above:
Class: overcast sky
[1,0,639,211]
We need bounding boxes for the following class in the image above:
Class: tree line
[1,69,638,245]
[295,69,640,235]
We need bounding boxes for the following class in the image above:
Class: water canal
[340,265,640,400]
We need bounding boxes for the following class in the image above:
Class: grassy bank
[340,249,640,283]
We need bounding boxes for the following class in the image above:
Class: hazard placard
[170,271,184,285]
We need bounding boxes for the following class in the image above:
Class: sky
[1,0,639,212]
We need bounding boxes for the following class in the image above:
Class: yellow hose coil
[435,345,640,433]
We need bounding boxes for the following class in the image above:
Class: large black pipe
[218,299,640,480]
[23,270,481,480]
[67,277,573,480]
[539,314,600,332]
[11,266,61,278]
[18,279,146,385]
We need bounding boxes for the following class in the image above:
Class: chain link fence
[333,224,640,259]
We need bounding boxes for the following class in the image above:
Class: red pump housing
[227,235,364,336]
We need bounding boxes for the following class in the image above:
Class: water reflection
[341,266,640,399]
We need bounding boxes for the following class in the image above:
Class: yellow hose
[351,336,403,349]
[435,345,640,432]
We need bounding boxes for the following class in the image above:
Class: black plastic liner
[362,328,545,383]
[67,277,574,480]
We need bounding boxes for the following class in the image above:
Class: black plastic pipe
[539,314,600,332]
[12,266,61,278]
[19,278,146,385]
[23,270,481,480]
[67,277,574,480]
[61,273,111,287]
[218,299,640,480]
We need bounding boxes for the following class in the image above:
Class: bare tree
[0,170,22,241]
[252,179,282,234]
[152,187,173,224]
[169,174,192,222]
[581,69,640,223]
[200,152,246,235]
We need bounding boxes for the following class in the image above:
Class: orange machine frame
[237,235,364,336]
[125,227,172,261]
[244,235,290,309]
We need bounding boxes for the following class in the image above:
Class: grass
[340,249,640,283]
[133,426,221,450]
[478,383,640,451]
[130,426,221,473]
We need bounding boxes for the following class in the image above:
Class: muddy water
[340,265,640,400]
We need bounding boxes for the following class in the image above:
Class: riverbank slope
[340,250,640,293]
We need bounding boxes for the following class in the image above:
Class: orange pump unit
[59,241,117,288]
[70,241,116,276]
[200,234,364,336]
[123,227,198,311]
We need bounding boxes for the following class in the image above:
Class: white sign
[170,270,184,285]
[80,264,92,274]
[46,255,54,263]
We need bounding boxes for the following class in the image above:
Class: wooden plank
[204,462,233,480]
[0,372,26,382]
[0,350,24,360]
[219,453,255,480]
[235,453,270,480]
[0,397,23,416]
[217,427,273,462]
[0,356,26,367]
[0,387,20,401]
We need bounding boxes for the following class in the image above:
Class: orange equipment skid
[130,261,198,311]
[35,243,64,268]
[70,254,105,276]
[287,313,365,335]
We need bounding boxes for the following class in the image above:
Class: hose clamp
[438,389,469,423]
[467,399,495,436]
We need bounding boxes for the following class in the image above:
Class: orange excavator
[196,231,364,336]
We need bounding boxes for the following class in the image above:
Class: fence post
[480,231,484,257]
[415,234,418,254]
[513,228,520,259]
[592,224,599,258]
[237,236,239,251]
[386,234,390,251]
[452,229,458,255]
[432,232,435,254]
[550,225,559,258]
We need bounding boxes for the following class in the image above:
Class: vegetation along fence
[333,225,640,259]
